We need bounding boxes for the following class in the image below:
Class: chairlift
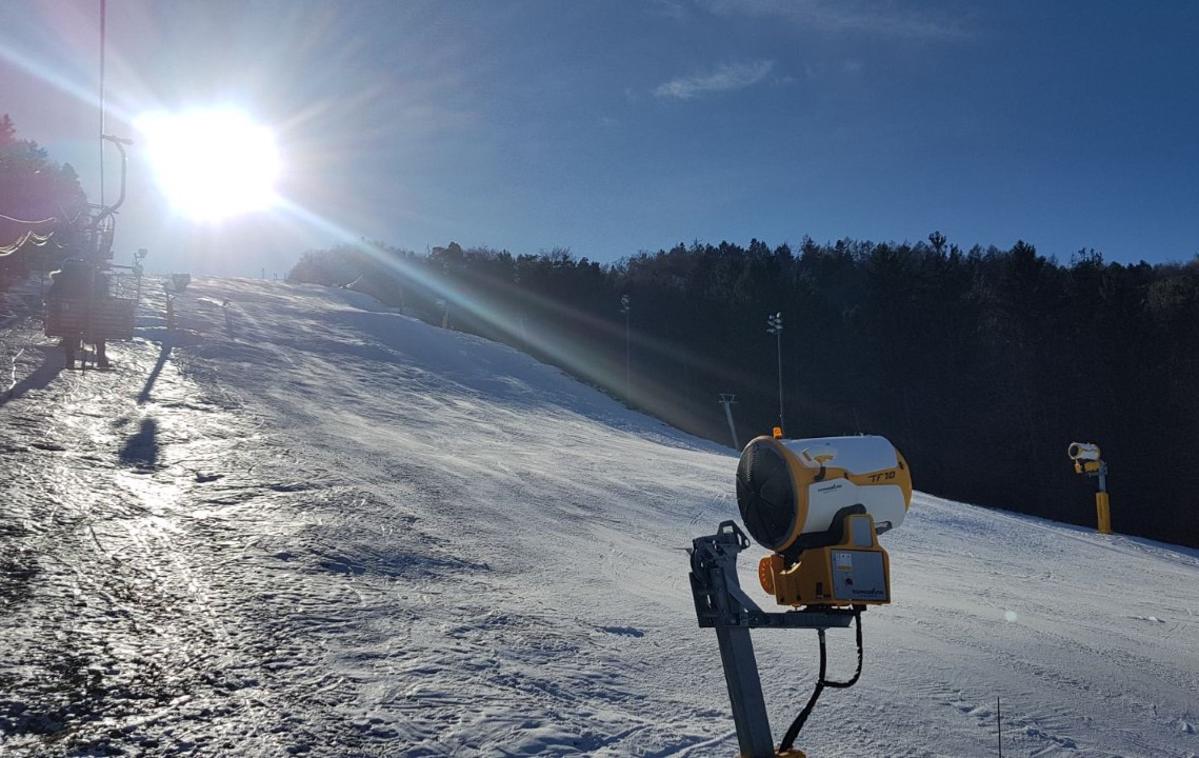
[43,135,141,367]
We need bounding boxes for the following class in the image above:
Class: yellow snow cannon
[1068,441,1112,534]
[735,434,911,608]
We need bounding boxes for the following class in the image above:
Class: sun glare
[136,109,281,222]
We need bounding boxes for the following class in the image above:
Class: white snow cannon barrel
[736,434,912,555]
[737,434,912,607]
[1067,442,1101,462]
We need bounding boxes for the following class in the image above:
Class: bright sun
[136,108,281,222]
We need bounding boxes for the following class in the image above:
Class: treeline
[290,237,1199,548]
[0,114,89,284]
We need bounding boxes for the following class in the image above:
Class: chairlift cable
[0,214,58,226]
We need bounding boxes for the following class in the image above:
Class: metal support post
[719,394,739,450]
[716,624,774,757]
[1095,462,1112,534]
[689,522,854,758]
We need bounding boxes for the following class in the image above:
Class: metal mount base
[689,521,855,758]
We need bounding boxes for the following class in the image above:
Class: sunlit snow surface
[2,279,1198,756]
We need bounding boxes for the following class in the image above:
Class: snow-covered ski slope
[2,278,1198,757]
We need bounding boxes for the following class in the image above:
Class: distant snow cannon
[1067,442,1102,463]
[737,434,911,607]
[1068,441,1112,534]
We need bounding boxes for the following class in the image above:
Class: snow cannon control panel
[736,435,911,608]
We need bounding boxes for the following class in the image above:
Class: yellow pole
[1095,491,1112,535]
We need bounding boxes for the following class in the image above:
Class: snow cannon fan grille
[736,441,796,552]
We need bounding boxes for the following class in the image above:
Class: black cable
[779,630,828,752]
[778,611,863,752]
[824,610,863,690]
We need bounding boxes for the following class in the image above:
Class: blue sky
[1,0,1197,274]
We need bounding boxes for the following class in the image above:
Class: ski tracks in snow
[4,278,1199,756]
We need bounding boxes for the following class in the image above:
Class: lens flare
[136,109,280,221]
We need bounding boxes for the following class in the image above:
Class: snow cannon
[736,434,911,607]
[1069,441,1112,534]
[689,435,911,755]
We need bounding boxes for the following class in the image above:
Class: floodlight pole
[775,328,783,431]
[620,294,631,399]
[99,0,106,210]
[767,313,784,433]
[719,393,739,449]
